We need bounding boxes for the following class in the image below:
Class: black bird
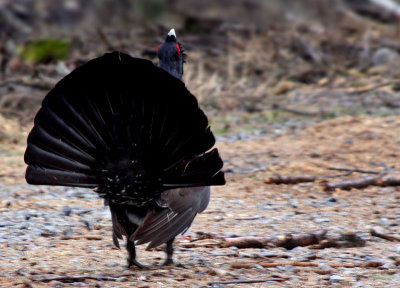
[24,29,225,268]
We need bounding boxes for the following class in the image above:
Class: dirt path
[1,115,400,287]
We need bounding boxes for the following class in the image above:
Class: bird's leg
[126,239,148,269]
[161,238,175,266]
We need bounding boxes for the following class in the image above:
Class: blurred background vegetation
[1,0,400,138]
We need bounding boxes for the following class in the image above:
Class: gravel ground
[1,115,400,287]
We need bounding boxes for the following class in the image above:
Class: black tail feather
[25,51,225,204]
[26,166,98,187]
[25,143,92,173]
[27,126,96,164]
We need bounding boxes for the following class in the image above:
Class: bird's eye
[176,44,181,58]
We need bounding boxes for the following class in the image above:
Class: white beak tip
[168,29,176,37]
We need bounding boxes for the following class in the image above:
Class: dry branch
[230,260,383,269]
[323,171,354,178]
[370,226,400,242]
[271,230,328,249]
[311,232,366,248]
[264,175,316,184]
[209,278,286,285]
[221,236,269,248]
[327,167,385,175]
[323,176,378,191]
[339,82,394,95]
[221,230,327,249]
[377,175,400,186]
[272,104,332,117]
[60,235,102,241]
[324,175,400,191]
[188,230,365,250]
[31,273,133,283]
[265,170,400,191]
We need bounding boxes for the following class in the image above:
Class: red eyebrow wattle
[176,44,181,57]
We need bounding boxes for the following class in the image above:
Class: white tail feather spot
[168,29,176,37]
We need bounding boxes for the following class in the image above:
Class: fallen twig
[328,167,385,175]
[234,215,264,221]
[370,226,400,242]
[324,175,400,191]
[264,175,316,184]
[31,273,132,283]
[323,176,378,191]
[272,230,328,249]
[323,171,354,178]
[272,104,332,117]
[343,82,393,95]
[311,232,366,248]
[60,235,102,241]
[187,230,365,250]
[209,278,286,286]
[230,260,383,269]
[265,168,393,189]
[377,175,400,186]
[221,230,327,249]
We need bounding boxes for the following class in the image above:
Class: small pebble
[329,275,344,283]
[70,282,88,286]
[314,217,330,223]
[288,200,298,208]
[372,47,399,66]
[40,226,58,237]
[83,219,94,230]
[215,269,228,276]
[63,228,74,237]
[107,261,118,267]
[390,246,400,253]
[318,263,333,270]
[381,262,396,269]
[60,206,72,216]
[138,275,147,281]
[379,217,391,226]
[52,281,64,287]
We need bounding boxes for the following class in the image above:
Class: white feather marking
[167,211,173,223]
[168,29,176,37]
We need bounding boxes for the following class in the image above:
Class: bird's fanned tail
[25,52,225,204]
[24,51,225,259]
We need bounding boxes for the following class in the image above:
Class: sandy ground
[1,115,400,287]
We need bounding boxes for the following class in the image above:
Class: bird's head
[157,29,185,80]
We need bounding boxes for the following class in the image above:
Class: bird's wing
[131,186,210,249]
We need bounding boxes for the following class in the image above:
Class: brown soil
[1,115,400,287]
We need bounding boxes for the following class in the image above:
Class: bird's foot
[127,258,150,269]
[161,258,174,266]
